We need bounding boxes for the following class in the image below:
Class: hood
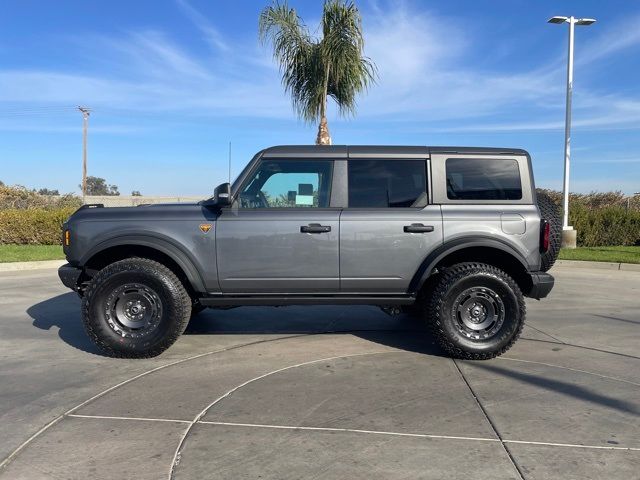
[67,202,210,223]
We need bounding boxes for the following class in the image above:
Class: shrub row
[569,205,640,247]
[0,185,82,210]
[537,188,640,210]
[538,189,640,247]
[0,208,77,245]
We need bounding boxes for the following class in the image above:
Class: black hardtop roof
[260,145,529,158]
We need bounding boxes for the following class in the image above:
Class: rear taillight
[540,220,550,253]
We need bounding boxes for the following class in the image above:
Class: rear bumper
[526,271,554,299]
[58,263,82,291]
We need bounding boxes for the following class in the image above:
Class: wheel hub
[452,287,505,340]
[105,283,163,337]
[468,303,487,322]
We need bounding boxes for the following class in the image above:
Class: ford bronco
[58,145,559,359]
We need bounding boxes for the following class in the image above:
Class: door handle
[403,223,434,233]
[301,223,332,234]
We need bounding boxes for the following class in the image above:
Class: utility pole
[547,16,596,248]
[78,106,91,201]
[228,141,232,184]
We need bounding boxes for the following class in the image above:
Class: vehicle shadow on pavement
[27,296,438,357]
[28,292,103,355]
[185,305,445,357]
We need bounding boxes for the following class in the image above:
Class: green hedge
[570,205,640,247]
[538,189,640,247]
[0,208,76,245]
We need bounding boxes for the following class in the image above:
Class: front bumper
[526,271,555,299]
[58,263,82,291]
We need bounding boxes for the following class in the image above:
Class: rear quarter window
[446,158,522,200]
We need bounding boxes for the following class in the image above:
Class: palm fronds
[259,0,376,142]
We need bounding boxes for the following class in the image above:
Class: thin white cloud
[175,0,230,52]
[578,13,640,65]
[0,2,638,135]
[0,28,289,116]
[580,156,640,164]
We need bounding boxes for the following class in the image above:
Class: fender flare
[80,234,207,293]
[409,236,530,293]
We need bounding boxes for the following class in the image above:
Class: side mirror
[213,182,232,207]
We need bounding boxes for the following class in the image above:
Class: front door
[340,158,443,293]
[216,158,339,293]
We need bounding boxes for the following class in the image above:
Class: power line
[0,105,81,117]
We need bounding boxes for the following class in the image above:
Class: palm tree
[259,0,376,145]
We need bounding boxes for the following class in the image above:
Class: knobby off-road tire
[537,192,562,272]
[81,258,191,358]
[425,262,525,360]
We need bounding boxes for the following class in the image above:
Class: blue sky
[1,0,639,195]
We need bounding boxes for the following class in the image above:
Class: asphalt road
[0,265,639,479]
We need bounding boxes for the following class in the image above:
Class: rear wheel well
[83,245,197,298]
[425,247,532,295]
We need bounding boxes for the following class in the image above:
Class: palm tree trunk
[316,116,331,145]
[316,65,332,145]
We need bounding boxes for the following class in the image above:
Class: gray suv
[58,145,558,359]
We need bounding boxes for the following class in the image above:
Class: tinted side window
[446,158,522,200]
[239,160,333,208]
[348,160,427,208]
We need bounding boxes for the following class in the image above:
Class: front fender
[80,233,207,293]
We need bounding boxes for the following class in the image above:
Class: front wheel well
[83,245,197,298]
[424,246,532,295]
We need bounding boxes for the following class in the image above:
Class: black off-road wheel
[537,192,562,272]
[425,262,525,360]
[81,258,191,358]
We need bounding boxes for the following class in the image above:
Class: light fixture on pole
[548,15,596,249]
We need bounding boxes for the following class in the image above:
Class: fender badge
[199,224,212,233]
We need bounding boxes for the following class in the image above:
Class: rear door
[216,158,340,293]
[339,157,443,293]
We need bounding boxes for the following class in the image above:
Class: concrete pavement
[0,265,638,479]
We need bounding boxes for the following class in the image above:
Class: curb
[0,260,66,272]
[555,259,640,272]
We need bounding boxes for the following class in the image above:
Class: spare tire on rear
[537,192,562,272]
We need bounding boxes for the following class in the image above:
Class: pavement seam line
[0,334,308,472]
[58,415,640,452]
[498,357,640,387]
[524,323,566,344]
[200,421,640,452]
[452,358,526,480]
[167,350,394,480]
[67,414,191,424]
[502,439,640,452]
[200,421,501,442]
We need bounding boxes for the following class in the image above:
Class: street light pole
[562,17,575,233]
[548,16,596,248]
[78,106,91,202]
